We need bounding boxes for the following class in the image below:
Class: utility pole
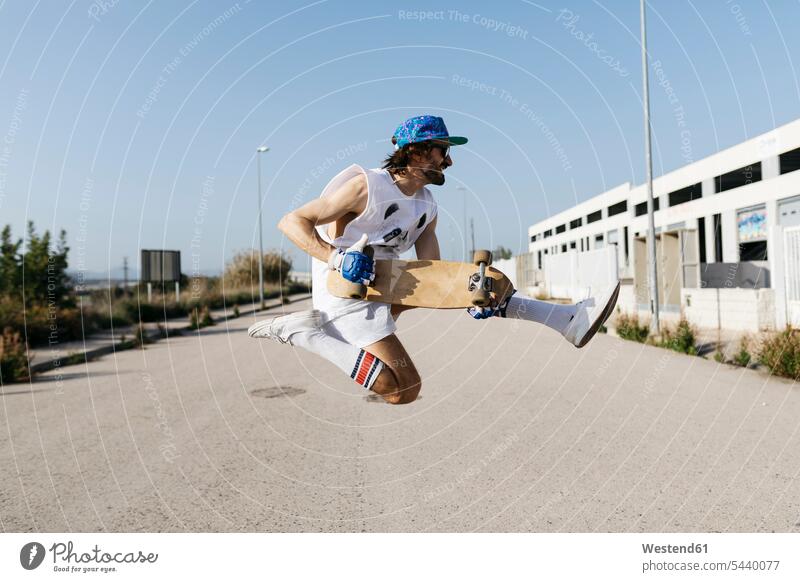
[256,146,269,310]
[470,217,476,259]
[123,256,129,296]
[640,0,660,335]
[457,186,468,261]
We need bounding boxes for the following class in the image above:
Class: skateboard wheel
[343,280,367,299]
[470,289,490,307]
[473,250,492,266]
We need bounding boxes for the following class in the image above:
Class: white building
[526,117,800,332]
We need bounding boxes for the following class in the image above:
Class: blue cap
[392,115,468,149]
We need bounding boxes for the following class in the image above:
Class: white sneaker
[247,309,322,345]
[563,281,620,348]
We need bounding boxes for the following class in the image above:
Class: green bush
[659,318,698,355]
[732,336,753,368]
[616,313,649,343]
[0,327,30,382]
[713,351,726,363]
[199,306,214,327]
[758,328,800,380]
[223,250,292,288]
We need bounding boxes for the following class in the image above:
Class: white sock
[501,294,578,336]
[289,329,384,390]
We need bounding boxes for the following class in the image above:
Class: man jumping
[248,115,619,404]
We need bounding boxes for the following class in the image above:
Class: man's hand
[329,233,375,285]
[466,305,498,320]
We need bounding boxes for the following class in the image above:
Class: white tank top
[310,164,438,320]
[314,164,438,259]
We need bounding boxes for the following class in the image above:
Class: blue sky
[1,0,798,275]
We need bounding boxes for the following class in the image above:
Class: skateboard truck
[467,250,493,306]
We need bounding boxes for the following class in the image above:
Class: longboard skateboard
[327,249,515,309]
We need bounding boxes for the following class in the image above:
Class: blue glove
[329,234,375,285]
[466,290,515,320]
[467,306,497,320]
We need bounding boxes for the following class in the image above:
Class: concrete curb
[29,293,312,375]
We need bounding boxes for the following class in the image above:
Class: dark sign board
[140,250,181,283]
[700,262,770,289]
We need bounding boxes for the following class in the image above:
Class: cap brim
[445,136,468,145]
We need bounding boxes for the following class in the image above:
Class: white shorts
[311,258,397,348]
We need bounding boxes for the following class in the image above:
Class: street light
[256,145,269,309]
[456,186,467,261]
[639,0,660,335]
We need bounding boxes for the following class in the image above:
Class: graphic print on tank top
[315,164,437,259]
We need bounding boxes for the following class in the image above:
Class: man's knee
[375,368,421,405]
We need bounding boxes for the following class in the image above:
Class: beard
[422,166,446,186]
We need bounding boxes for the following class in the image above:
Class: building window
[561,243,567,252]
[543,229,552,238]
[715,162,761,193]
[530,234,536,242]
[594,234,604,248]
[537,250,542,269]
[623,226,629,265]
[713,213,722,262]
[737,205,768,261]
[634,198,660,216]
[587,210,602,223]
[779,146,800,174]
[607,200,627,217]
[580,238,584,252]
[698,217,706,264]
[556,224,566,234]
[570,241,576,249]
[570,217,582,229]
[668,182,702,207]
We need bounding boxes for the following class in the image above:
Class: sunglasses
[431,142,450,158]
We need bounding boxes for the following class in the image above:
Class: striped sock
[350,349,384,390]
[289,329,385,391]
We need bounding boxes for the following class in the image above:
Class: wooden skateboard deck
[326,258,514,309]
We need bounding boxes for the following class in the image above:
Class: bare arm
[414,215,440,260]
[277,175,367,262]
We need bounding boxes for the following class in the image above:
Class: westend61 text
[642,543,708,554]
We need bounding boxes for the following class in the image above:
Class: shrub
[732,336,753,368]
[199,306,214,327]
[758,327,800,380]
[616,313,649,343]
[223,250,292,288]
[659,318,698,355]
[713,351,725,363]
[232,304,240,318]
[189,309,199,330]
[131,323,149,348]
[0,327,30,382]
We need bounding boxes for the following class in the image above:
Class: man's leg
[496,282,620,348]
[361,334,421,405]
[249,311,384,390]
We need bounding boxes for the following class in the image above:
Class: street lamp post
[640,0,660,335]
[456,186,467,261]
[256,146,269,310]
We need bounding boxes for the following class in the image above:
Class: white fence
[492,257,518,290]
[544,247,618,302]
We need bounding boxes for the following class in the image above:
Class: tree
[0,225,22,298]
[20,222,71,307]
[493,245,513,260]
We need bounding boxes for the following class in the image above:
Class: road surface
[2,298,799,532]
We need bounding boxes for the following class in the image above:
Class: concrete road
[2,298,799,532]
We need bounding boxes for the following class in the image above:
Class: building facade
[526,118,800,331]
